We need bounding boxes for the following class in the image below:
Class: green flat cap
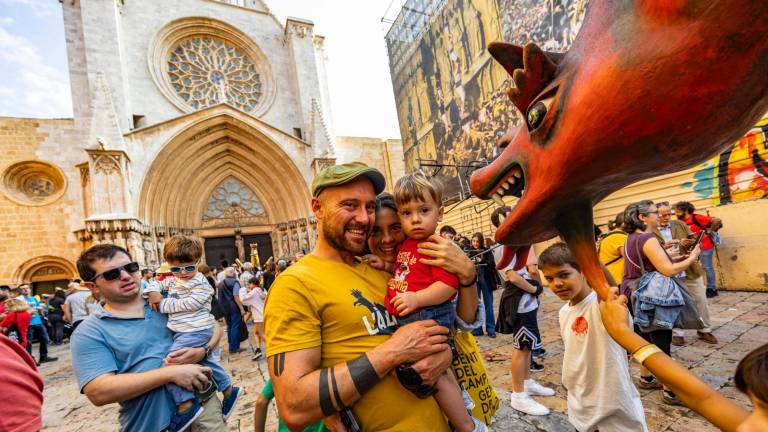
[311,162,386,197]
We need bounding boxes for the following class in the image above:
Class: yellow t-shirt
[598,229,628,285]
[264,254,450,432]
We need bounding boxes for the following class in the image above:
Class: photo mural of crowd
[386,0,588,199]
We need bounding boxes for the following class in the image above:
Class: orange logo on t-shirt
[571,316,588,335]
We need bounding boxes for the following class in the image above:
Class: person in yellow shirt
[597,212,627,286]
[264,163,477,431]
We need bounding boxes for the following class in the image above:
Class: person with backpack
[218,267,246,354]
[673,201,723,298]
[597,211,628,286]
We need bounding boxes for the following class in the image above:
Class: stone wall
[335,136,405,191]
[0,118,85,284]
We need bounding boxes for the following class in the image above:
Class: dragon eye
[526,96,554,131]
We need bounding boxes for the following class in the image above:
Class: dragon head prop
[470,0,768,298]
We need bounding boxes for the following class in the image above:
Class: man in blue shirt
[20,284,57,364]
[71,244,227,432]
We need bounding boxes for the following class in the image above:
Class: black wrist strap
[459,274,477,287]
[347,354,380,396]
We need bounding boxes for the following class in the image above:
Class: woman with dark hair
[469,232,497,338]
[47,289,67,344]
[621,200,701,405]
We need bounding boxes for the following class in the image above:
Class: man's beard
[321,220,369,255]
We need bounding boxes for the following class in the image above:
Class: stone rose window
[1,160,67,206]
[168,36,263,112]
[149,18,275,116]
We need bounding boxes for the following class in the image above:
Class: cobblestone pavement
[40,289,766,431]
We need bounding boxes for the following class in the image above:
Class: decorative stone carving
[148,18,275,117]
[1,160,67,206]
[168,36,263,112]
[32,266,66,277]
[201,176,267,228]
[311,157,336,175]
[86,149,131,216]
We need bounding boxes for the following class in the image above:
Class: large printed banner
[385,0,588,199]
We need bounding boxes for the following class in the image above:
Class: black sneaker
[39,356,58,363]
[530,360,544,372]
[706,290,718,298]
[533,348,547,358]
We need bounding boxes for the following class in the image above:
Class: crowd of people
[1,162,766,432]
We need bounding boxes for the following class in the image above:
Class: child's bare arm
[392,281,455,316]
[505,270,537,293]
[600,289,749,432]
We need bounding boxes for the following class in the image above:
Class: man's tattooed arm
[318,355,380,415]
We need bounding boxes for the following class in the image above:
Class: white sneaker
[471,416,491,432]
[510,392,550,416]
[461,387,476,410]
[524,379,555,396]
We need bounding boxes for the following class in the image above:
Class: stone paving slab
[39,290,765,431]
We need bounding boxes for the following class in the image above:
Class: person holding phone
[653,202,717,346]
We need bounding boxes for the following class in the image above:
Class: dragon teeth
[492,194,504,206]
[502,182,510,190]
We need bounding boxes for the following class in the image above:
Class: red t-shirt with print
[385,237,459,316]
[683,214,715,251]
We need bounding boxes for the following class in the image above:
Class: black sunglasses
[92,262,140,281]
[169,264,197,274]
[655,201,670,207]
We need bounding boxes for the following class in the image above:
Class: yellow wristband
[631,343,652,356]
[634,345,662,365]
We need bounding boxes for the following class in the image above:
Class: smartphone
[692,230,706,249]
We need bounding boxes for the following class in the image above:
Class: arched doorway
[138,110,314,268]
[14,256,77,295]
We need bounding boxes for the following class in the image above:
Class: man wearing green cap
[264,162,453,431]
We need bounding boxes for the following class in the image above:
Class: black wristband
[347,354,380,396]
[459,274,477,287]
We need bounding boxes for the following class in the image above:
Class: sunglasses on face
[170,264,198,274]
[655,201,670,207]
[92,262,140,281]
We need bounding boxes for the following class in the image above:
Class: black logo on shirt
[350,289,397,335]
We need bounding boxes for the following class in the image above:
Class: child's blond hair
[163,234,203,263]
[394,172,443,207]
[5,297,29,312]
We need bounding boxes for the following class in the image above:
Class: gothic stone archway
[138,111,315,264]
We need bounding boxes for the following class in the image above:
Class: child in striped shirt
[145,235,242,432]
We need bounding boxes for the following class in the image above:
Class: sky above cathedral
[0,0,402,138]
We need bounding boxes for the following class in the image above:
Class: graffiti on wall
[385,0,588,200]
[684,116,768,205]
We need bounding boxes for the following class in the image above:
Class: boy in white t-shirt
[538,242,648,432]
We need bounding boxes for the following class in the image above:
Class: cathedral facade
[0,0,402,292]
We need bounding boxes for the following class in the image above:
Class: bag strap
[596,231,621,254]
[623,235,646,275]
[604,255,623,266]
[692,214,709,231]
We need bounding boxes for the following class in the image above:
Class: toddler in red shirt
[385,172,486,432]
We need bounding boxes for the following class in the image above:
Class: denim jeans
[166,327,232,405]
[26,323,49,359]
[700,249,717,291]
[224,308,242,352]
[475,279,496,336]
